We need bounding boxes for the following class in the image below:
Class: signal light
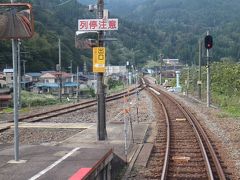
[204,35,213,49]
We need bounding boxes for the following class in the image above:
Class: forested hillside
[1,0,240,72]
[0,0,160,72]
[123,0,240,64]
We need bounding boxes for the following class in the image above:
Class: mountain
[0,0,160,72]
[99,0,240,64]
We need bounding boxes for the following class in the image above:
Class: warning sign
[93,47,106,73]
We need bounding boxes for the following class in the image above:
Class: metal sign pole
[10,0,19,162]
[12,39,19,161]
[76,66,79,102]
[17,39,21,109]
[97,0,107,140]
[58,38,62,102]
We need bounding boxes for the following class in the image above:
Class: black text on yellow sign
[93,47,106,73]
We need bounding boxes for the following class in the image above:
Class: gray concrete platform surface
[0,122,150,180]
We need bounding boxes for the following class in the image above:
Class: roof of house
[40,72,72,79]
[51,72,72,78]
[36,83,59,88]
[0,95,12,100]
[64,82,79,87]
[25,73,42,77]
[36,82,79,88]
[3,69,13,73]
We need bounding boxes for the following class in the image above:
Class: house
[3,69,14,88]
[0,72,6,88]
[0,94,12,108]
[36,71,76,95]
[0,89,12,108]
[24,72,41,83]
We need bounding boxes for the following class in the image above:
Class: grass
[213,94,240,118]
[108,85,125,94]
[223,106,240,118]
[0,107,31,114]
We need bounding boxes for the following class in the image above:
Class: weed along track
[132,78,230,179]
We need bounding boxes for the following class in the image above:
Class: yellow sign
[93,47,106,73]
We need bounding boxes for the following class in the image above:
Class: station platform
[0,122,150,180]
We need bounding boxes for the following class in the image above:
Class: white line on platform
[28,147,80,180]
[149,87,160,95]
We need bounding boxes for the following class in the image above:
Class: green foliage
[20,90,59,107]
[211,61,240,97]
[107,78,124,90]
[80,88,95,98]
[180,61,240,116]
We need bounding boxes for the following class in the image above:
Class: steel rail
[15,85,142,122]
[146,86,170,180]
[146,79,226,180]
[148,83,214,179]
[183,103,227,180]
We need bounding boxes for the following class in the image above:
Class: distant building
[3,69,14,88]
[24,72,41,83]
[105,66,127,76]
[36,71,76,95]
[163,59,179,65]
[0,72,6,88]
[0,89,12,108]
[0,94,12,108]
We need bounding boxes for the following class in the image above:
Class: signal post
[204,32,213,107]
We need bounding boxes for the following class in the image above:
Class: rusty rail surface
[143,77,226,180]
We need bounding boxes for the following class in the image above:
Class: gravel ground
[0,90,155,146]
[170,92,240,179]
[0,128,83,145]
[40,90,154,124]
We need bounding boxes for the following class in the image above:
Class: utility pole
[22,60,26,80]
[70,60,73,82]
[22,60,26,90]
[186,65,190,97]
[97,0,107,140]
[58,38,62,102]
[159,53,164,85]
[206,31,211,107]
[11,0,19,162]
[83,59,87,75]
[198,39,202,99]
[76,66,79,102]
[17,39,21,109]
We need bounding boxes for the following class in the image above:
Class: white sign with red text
[78,19,118,31]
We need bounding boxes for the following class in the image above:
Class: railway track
[143,78,229,180]
[11,85,142,123]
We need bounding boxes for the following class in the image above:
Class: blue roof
[64,82,79,87]
[36,83,59,88]
[36,82,79,88]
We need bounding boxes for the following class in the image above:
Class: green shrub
[21,91,59,107]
